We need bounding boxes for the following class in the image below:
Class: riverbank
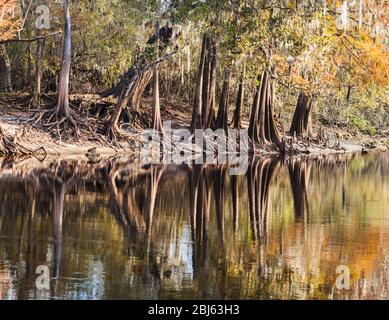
[0,93,388,158]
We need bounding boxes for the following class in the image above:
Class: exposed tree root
[27,107,82,141]
[0,125,47,159]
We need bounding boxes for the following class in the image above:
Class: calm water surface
[0,152,388,300]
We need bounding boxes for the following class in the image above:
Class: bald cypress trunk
[191,34,207,131]
[248,70,283,150]
[232,68,245,129]
[206,43,217,128]
[191,34,217,131]
[214,71,231,132]
[289,92,314,137]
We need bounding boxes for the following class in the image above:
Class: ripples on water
[0,152,388,300]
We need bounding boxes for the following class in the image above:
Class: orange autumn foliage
[0,0,21,41]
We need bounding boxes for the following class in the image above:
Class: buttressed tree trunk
[248,70,283,150]
[56,0,72,118]
[214,71,231,132]
[0,44,12,92]
[191,34,217,131]
[191,34,207,130]
[232,64,245,129]
[289,92,315,137]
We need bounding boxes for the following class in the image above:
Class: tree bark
[56,0,72,118]
[191,34,207,131]
[248,70,283,149]
[152,66,163,133]
[0,44,12,92]
[104,26,178,137]
[232,65,245,129]
[34,39,45,99]
[152,12,163,134]
[289,92,314,137]
[214,71,231,132]
[201,36,217,128]
[103,24,179,110]
[207,43,217,128]
[191,34,217,131]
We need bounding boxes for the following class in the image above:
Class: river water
[0,152,388,300]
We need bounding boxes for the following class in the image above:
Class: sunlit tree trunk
[191,34,207,131]
[152,6,163,133]
[56,0,72,118]
[248,70,283,150]
[34,39,45,99]
[201,36,217,128]
[232,65,245,129]
[104,25,178,138]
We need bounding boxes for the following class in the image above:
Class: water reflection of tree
[38,162,79,297]
[1,153,389,300]
[106,162,146,241]
[247,157,279,241]
[287,158,312,222]
[188,165,212,277]
[105,162,166,283]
